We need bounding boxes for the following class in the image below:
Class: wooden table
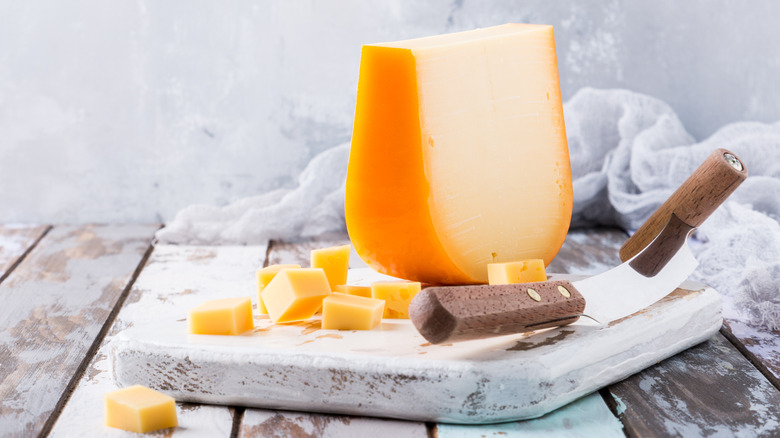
[1,224,779,437]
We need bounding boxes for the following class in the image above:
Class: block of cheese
[256,264,301,314]
[322,292,385,330]
[188,297,254,335]
[487,259,547,285]
[334,284,372,298]
[105,385,178,432]
[311,244,351,290]
[346,23,572,285]
[371,281,422,319]
[261,268,331,323]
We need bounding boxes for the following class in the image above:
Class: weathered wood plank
[48,244,267,437]
[605,333,780,437]
[436,392,624,438]
[721,320,780,391]
[0,224,158,437]
[0,224,49,281]
[240,411,429,438]
[713,270,780,393]
[240,236,428,437]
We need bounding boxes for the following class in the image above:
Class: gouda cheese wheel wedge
[346,24,572,284]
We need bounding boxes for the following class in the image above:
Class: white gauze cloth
[157,88,780,330]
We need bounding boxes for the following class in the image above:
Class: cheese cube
[104,385,178,432]
[487,259,547,285]
[256,264,301,314]
[346,24,572,284]
[371,281,422,319]
[261,268,331,323]
[322,292,385,330]
[334,284,372,298]
[311,244,351,289]
[188,297,254,335]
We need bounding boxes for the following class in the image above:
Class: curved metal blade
[576,224,699,324]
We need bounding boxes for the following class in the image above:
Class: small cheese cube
[256,264,301,314]
[311,244,351,289]
[487,259,547,285]
[334,284,372,298]
[261,268,331,323]
[188,297,254,335]
[105,385,178,433]
[371,281,422,319]
[322,292,385,330]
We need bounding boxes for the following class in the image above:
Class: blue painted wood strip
[436,392,624,438]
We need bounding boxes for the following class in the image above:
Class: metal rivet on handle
[558,285,571,298]
[527,288,541,302]
[724,152,743,171]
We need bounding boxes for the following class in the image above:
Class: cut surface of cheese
[188,297,254,335]
[104,385,178,432]
[257,264,301,314]
[487,259,548,285]
[311,244,351,290]
[371,281,422,319]
[261,268,331,323]
[322,292,385,330]
[346,23,572,284]
[334,284,372,298]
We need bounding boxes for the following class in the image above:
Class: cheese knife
[409,148,747,344]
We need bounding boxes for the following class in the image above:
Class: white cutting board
[109,269,722,424]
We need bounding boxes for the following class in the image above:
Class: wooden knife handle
[619,148,747,262]
[408,280,585,344]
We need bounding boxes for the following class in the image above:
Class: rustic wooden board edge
[110,282,722,424]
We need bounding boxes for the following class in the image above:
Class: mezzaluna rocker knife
[409,148,747,344]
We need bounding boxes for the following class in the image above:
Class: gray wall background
[2,0,778,223]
